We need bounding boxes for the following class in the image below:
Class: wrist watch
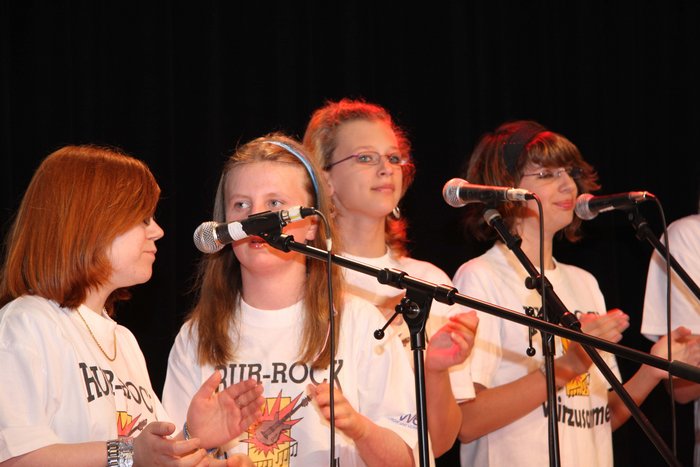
[106,437,133,467]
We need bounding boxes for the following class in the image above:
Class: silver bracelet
[106,437,133,467]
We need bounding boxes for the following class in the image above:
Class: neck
[335,212,387,257]
[83,290,109,315]
[516,221,555,270]
[240,257,308,309]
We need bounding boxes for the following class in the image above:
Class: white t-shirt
[453,242,620,467]
[162,297,418,467]
[642,214,700,466]
[341,250,475,403]
[0,295,169,462]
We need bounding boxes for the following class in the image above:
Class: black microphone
[193,206,316,253]
[574,192,653,220]
[443,178,535,208]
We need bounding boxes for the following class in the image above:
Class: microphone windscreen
[193,221,224,253]
[443,178,468,208]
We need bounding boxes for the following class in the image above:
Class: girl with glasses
[453,120,700,466]
[304,99,478,464]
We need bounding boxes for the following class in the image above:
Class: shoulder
[667,214,700,246]
[0,295,64,328]
[453,244,505,283]
[396,255,452,284]
[555,261,598,283]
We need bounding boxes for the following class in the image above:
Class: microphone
[443,178,535,208]
[193,206,316,253]
[574,192,653,220]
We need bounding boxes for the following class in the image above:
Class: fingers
[449,311,479,332]
[196,370,224,399]
[144,420,177,437]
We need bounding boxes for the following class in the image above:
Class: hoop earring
[391,206,401,220]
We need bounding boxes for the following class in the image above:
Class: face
[224,161,317,276]
[106,217,164,290]
[325,119,403,221]
[517,164,579,237]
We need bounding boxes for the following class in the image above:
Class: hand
[425,311,478,372]
[308,382,369,441]
[208,454,254,467]
[186,371,264,449]
[133,421,211,466]
[554,309,629,384]
[649,327,700,381]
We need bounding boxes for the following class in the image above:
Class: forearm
[425,368,461,456]
[1,442,106,467]
[671,379,700,404]
[609,365,662,430]
[354,414,415,467]
[459,368,565,443]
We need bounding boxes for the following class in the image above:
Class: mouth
[554,200,574,210]
[372,184,395,192]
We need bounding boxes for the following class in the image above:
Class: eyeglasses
[521,166,583,181]
[324,151,410,170]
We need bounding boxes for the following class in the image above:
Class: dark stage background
[2,2,699,465]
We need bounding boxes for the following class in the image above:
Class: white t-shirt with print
[453,242,620,467]
[163,297,418,467]
[0,295,169,462]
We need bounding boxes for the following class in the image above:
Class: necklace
[76,309,117,361]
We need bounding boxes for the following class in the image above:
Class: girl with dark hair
[453,121,700,466]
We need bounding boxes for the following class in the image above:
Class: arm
[424,312,478,455]
[459,310,629,442]
[309,382,414,467]
[1,423,209,467]
[608,326,700,430]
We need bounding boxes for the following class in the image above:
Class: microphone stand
[627,207,700,301]
[483,210,563,467]
[262,232,700,467]
[484,209,682,467]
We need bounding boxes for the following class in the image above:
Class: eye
[536,170,556,180]
[232,200,251,210]
[268,199,284,209]
[355,153,377,164]
[143,217,152,226]
[387,154,404,165]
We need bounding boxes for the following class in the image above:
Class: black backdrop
[2,2,699,465]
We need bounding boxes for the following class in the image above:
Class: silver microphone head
[574,193,596,220]
[443,178,468,208]
[193,221,224,253]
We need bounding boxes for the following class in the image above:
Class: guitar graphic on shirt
[256,394,312,446]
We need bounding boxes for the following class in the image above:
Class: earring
[391,206,401,220]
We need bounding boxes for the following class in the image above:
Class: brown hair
[0,145,160,313]
[188,134,343,369]
[303,98,416,256]
[464,120,600,242]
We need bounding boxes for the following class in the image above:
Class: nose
[559,170,577,193]
[149,219,165,240]
[377,155,395,176]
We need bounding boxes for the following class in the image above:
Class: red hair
[0,145,160,314]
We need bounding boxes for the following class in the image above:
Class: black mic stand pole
[263,232,700,467]
[482,209,562,467]
[484,210,682,467]
[264,232,433,467]
[627,207,700,301]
